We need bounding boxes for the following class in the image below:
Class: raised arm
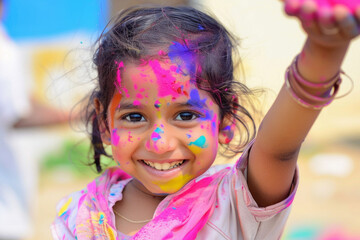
[247,0,360,207]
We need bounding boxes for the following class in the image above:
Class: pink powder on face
[148,59,183,98]
[111,129,120,146]
[116,61,124,87]
[128,132,133,142]
[133,100,141,106]
[136,93,143,99]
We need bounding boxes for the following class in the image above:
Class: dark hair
[86,5,257,172]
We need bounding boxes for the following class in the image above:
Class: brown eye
[123,113,145,122]
[175,112,198,121]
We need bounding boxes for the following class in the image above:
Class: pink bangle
[291,55,342,90]
[285,67,342,110]
[289,68,341,103]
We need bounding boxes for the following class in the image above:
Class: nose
[145,126,176,154]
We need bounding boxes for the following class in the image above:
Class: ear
[218,115,236,145]
[218,96,238,145]
[94,98,111,145]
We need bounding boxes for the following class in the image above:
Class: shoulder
[51,186,87,239]
[51,168,131,239]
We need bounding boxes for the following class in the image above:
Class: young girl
[52,1,360,239]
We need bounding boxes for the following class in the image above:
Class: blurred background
[0,0,359,239]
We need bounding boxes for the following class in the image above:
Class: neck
[129,179,167,201]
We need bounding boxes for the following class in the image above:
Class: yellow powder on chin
[153,174,193,192]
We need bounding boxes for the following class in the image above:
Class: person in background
[0,0,74,238]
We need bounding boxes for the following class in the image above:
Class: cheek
[186,115,220,155]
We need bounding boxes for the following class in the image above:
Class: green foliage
[41,139,115,176]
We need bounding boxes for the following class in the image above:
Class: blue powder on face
[188,136,207,148]
[168,41,196,76]
[187,89,207,108]
[151,127,164,141]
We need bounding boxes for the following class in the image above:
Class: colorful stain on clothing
[188,136,208,154]
[111,129,120,146]
[153,173,193,192]
[98,212,105,224]
[151,127,164,141]
[58,197,72,217]
[89,211,117,240]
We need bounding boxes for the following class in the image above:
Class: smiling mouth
[141,160,186,171]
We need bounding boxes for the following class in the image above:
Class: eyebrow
[172,102,207,109]
[116,102,144,110]
[116,101,208,111]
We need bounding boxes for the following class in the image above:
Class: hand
[284,0,360,48]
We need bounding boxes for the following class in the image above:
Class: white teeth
[161,162,170,170]
[154,162,162,170]
[142,160,185,171]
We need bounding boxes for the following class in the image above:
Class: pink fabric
[131,168,230,240]
[54,166,231,240]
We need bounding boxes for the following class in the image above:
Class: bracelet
[289,67,341,102]
[284,56,343,110]
[291,55,342,89]
[285,69,341,109]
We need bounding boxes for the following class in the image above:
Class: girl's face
[103,57,224,194]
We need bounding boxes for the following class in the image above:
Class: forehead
[118,58,195,97]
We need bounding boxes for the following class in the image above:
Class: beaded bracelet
[284,56,343,110]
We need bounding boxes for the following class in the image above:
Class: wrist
[305,37,349,59]
[298,38,348,82]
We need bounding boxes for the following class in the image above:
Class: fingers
[299,0,321,35]
[284,0,302,16]
[333,5,360,38]
[317,6,339,35]
[284,0,360,41]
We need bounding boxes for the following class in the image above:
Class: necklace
[113,209,153,224]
